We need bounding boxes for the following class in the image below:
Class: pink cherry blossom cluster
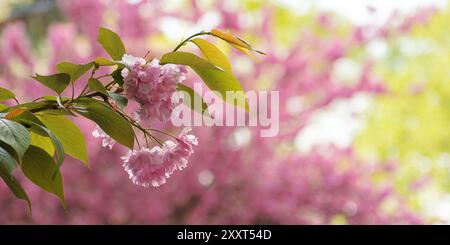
[118,54,194,187]
[122,128,198,187]
[91,55,193,187]
[121,54,188,123]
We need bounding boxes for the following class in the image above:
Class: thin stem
[146,128,178,140]
[105,80,116,89]
[79,84,89,97]
[134,133,141,149]
[116,109,166,145]
[56,95,65,108]
[31,96,43,102]
[143,50,150,59]
[71,81,75,101]
[146,132,164,146]
[79,66,98,97]
[133,122,164,147]
[143,133,150,148]
[96,73,112,80]
[172,31,210,52]
[111,107,164,147]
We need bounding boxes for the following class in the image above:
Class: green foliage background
[355,7,450,216]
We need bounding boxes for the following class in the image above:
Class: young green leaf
[32,73,71,94]
[88,78,107,95]
[0,87,16,102]
[108,92,128,110]
[161,51,248,110]
[160,52,222,70]
[231,44,260,61]
[192,67,249,110]
[36,114,89,168]
[95,57,117,66]
[0,149,31,213]
[210,29,265,58]
[0,119,30,161]
[30,131,55,156]
[176,84,209,116]
[97,27,126,60]
[56,62,94,82]
[74,98,134,149]
[191,38,232,72]
[21,145,66,208]
[210,29,251,49]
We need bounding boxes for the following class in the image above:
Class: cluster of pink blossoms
[121,54,188,122]
[122,128,198,187]
[92,54,197,187]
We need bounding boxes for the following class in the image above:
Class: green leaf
[42,96,70,102]
[95,57,117,66]
[161,51,247,110]
[97,27,126,60]
[0,119,30,161]
[0,148,31,213]
[0,87,16,102]
[30,131,55,156]
[160,52,222,70]
[176,84,209,116]
[191,38,232,72]
[15,114,64,172]
[231,44,260,61]
[32,73,71,94]
[74,98,134,149]
[192,67,249,110]
[21,145,65,208]
[108,92,128,110]
[10,110,45,127]
[36,110,73,116]
[9,101,52,111]
[0,104,8,111]
[22,121,64,174]
[0,145,17,173]
[56,62,94,82]
[4,108,27,120]
[88,78,107,95]
[111,68,124,86]
[36,114,89,168]
[8,111,56,158]
[210,29,266,56]
[210,29,251,49]
[0,140,19,163]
